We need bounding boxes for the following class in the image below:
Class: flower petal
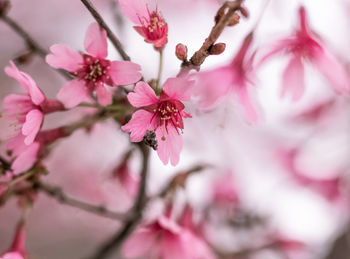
[118,0,149,25]
[11,142,40,174]
[156,126,182,166]
[84,23,108,59]
[46,44,83,72]
[109,61,142,86]
[22,109,44,145]
[2,252,24,259]
[57,80,90,108]
[123,228,156,258]
[236,83,259,124]
[121,110,155,142]
[96,84,112,106]
[281,56,305,101]
[313,49,350,94]
[162,77,194,102]
[127,82,158,107]
[5,61,45,105]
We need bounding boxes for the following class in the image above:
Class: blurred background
[1,0,350,258]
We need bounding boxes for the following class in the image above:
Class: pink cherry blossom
[123,215,215,259]
[112,159,139,197]
[212,171,239,206]
[261,6,350,101]
[46,22,142,108]
[118,0,168,50]
[1,222,26,259]
[277,148,342,201]
[121,77,193,166]
[192,32,259,124]
[3,61,64,145]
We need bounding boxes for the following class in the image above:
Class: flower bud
[209,43,226,55]
[175,43,188,61]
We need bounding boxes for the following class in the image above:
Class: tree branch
[80,0,131,61]
[35,181,127,221]
[86,143,150,259]
[0,14,72,80]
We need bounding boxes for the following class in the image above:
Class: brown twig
[86,143,150,259]
[35,181,127,221]
[80,0,130,61]
[178,0,245,76]
[0,14,72,80]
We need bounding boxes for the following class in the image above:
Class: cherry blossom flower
[123,215,216,259]
[277,148,342,201]
[118,0,168,50]
[3,61,64,145]
[46,22,142,108]
[121,77,193,166]
[112,159,139,197]
[212,171,239,207]
[261,6,350,101]
[1,222,26,259]
[192,32,259,124]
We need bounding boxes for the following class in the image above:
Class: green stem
[155,50,164,94]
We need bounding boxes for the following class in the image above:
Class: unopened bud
[175,43,188,61]
[209,43,226,55]
[227,13,240,26]
[239,7,249,18]
[143,130,158,150]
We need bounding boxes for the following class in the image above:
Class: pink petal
[96,84,112,106]
[2,252,24,259]
[181,231,216,259]
[193,67,232,111]
[313,49,350,94]
[156,126,182,166]
[5,61,45,105]
[121,110,155,142]
[159,235,186,259]
[84,23,108,59]
[118,0,149,25]
[236,83,259,124]
[281,56,305,101]
[123,229,156,258]
[7,134,27,156]
[109,61,142,86]
[11,142,40,174]
[127,81,158,107]
[57,80,90,108]
[22,109,44,145]
[3,94,31,118]
[46,44,83,72]
[162,77,194,102]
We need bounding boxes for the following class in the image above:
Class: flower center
[75,55,112,90]
[141,11,167,40]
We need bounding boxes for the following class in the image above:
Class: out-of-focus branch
[80,0,130,61]
[0,14,72,80]
[87,143,150,259]
[35,181,127,221]
[178,0,245,76]
[323,224,350,259]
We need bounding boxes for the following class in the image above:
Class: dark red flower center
[140,11,167,41]
[74,54,113,91]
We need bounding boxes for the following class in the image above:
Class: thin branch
[0,14,73,80]
[87,143,150,259]
[80,0,131,61]
[178,0,245,76]
[35,181,127,221]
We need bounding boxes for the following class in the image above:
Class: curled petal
[127,82,158,107]
[313,49,350,94]
[57,80,90,108]
[156,126,182,166]
[96,84,112,106]
[281,56,305,101]
[162,77,194,102]
[84,23,108,59]
[11,142,40,174]
[109,61,142,86]
[5,61,45,105]
[121,110,155,142]
[22,109,44,145]
[46,44,83,72]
